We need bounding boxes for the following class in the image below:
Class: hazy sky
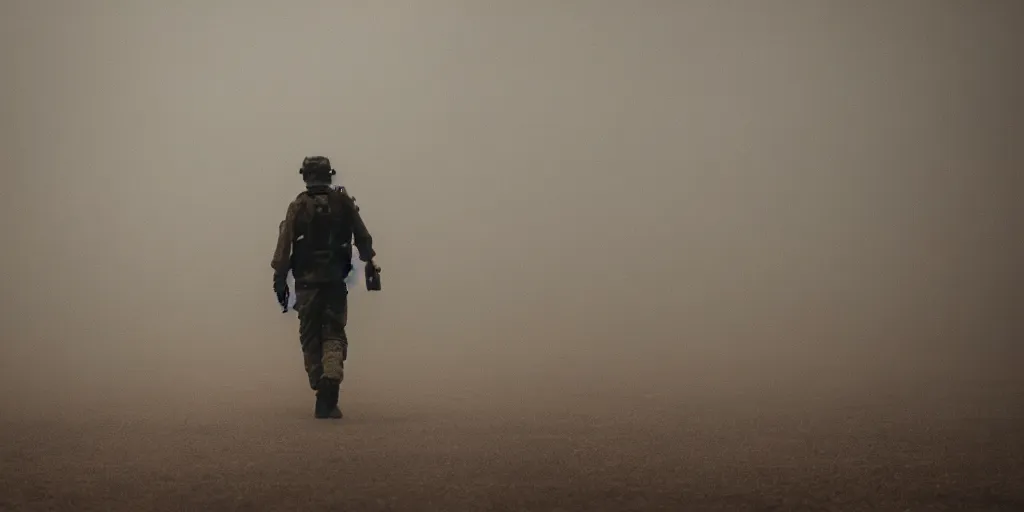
[1,1,1021,410]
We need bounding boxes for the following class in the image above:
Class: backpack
[291,187,354,284]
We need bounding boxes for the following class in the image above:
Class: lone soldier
[271,156,379,419]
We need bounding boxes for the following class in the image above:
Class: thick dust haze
[2,1,1022,510]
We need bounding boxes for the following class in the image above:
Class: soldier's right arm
[271,201,301,278]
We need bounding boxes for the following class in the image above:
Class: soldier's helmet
[299,156,336,182]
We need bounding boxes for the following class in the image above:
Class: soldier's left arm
[340,188,376,263]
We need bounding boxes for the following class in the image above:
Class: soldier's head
[299,156,336,187]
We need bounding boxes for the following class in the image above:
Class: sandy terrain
[2,359,1022,512]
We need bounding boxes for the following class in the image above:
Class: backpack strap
[327,187,346,219]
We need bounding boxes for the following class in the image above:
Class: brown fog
[1,1,1022,510]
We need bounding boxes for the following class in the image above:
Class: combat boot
[327,404,343,419]
[325,379,343,419]
[313,388,331,419]
[314,378,343,419]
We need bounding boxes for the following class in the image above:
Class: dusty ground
[2,362,1022,512]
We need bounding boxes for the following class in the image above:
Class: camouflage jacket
[271,186,375,284]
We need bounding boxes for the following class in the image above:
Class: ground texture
[2,373,1022,512]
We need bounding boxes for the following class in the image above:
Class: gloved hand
[273,274,290,312]
[365,261,382,291]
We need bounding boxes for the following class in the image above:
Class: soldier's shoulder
[284,193,312,217]
[333,186,358,204]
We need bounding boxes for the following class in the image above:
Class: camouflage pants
[293,281,349,390]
